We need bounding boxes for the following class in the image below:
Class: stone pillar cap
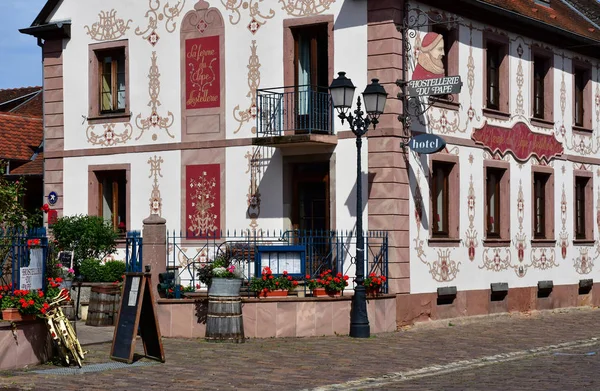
[143,214,167,225]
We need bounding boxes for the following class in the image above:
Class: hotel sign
[407,76,463,97]
[408,133,446,154]
[472,121,563,162]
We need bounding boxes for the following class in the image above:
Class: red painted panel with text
[185,36,220,109]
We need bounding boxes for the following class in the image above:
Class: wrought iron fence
[0,227,48,291]
[256,85,334,137]
[125,231,143,272]
[167,229,388,296]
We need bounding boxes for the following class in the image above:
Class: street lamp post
[329,72,388,338]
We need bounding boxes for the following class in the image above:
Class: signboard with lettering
[408,133,447,154]
[407,76,463,97]
[20,248,43,290]
[185,36,220,110]
[408,31,462,97]
[472,121,563,162]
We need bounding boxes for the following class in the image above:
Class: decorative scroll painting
[148,156,164,216]
[84,10,132,41]
[185,36,221,109]
[186,164,220,238]
[136,0,186,45]
[472,122,563,163]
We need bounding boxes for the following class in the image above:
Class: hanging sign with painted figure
[408,133,447,154]
[408,31,462,97]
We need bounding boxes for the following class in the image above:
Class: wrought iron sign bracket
[396,6,462,134]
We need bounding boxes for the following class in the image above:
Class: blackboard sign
[110,273,164,364]
[57,251,74,269]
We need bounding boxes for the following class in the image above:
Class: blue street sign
[408,133,446,154]
[48,191,58,205]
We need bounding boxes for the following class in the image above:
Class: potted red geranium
[249,267,298,298]
[306,269,349,297]
[363,272,386,297]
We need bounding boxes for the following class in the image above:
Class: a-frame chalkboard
[110,272,165,364]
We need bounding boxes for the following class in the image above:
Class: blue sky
[0,0,47,89]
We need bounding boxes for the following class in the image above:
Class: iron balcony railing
[166,229,388,297]
[256,85,334,137]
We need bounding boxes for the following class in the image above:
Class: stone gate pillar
[142,214,167,301]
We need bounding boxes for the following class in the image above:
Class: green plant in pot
[197,251,243,297]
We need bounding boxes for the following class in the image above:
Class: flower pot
[60,279,73,290]
[258,289,288,298]
[208,278,242,297]
[312,288,341,297]
[1,308,36,322]
[366,286,381,298]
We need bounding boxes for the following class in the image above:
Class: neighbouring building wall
[407,2,600,295]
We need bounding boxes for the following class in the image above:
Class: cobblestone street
[1,308,600,390]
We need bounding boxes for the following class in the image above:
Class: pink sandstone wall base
[156,295,396,338]
[0,321,52,370]
[396,283,600,327]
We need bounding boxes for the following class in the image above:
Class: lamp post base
[349,286,370,338]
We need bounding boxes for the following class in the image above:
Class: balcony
[253,86,338,148]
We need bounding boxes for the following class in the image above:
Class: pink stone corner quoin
[472,121,563,162]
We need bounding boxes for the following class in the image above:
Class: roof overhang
[421,0,600,58]
[19,20,71,40]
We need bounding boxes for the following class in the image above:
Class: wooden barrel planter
[205,278,244,343]
[85,284,121,327]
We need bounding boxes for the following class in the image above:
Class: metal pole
[349,129,370,338]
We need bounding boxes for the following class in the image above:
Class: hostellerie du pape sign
[408,31,462,97]
[20,248,43,290]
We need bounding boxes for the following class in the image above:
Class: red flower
[28,299,34,305]
[283,271,288,275]
[40,308,47,314]
[269,275,274,279]
[334,277,340,283]
[55,277,63,283]
[43,303,49,309]
[305,274,310,279]
[262,276,266,281]
[22,302,28,308]
[287,276,292,281]
[275,281,279,286]
[292,281,298,286]
[38,291,44,298]
[343,275,349,281]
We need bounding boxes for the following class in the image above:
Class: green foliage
[196,249,242,287]
[79,258,126,283]
[50,215,118,266]
[0,161,33,230]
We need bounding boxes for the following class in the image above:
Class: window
[484,37,509,114]
[432,163,450,237]
[292,23,330,133]
[573,64,592,129]
[88,165,131,233]
[486,42,501,110]
[484,162,510,244]
[88,40,129,123]
[99,51,126,113]
[533,174,547,238]
[486,169,501,237]
[532,54,552,121]
[429,156,460,243]
[532,168,554,242]
[574,172,593,241]
[431,23,459,103]
[98,171,127,231]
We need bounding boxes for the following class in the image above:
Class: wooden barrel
[205,296,244,343]
[85,285,121,327]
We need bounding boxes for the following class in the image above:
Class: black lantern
[362,78,388,123]
[329,71,356,114]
